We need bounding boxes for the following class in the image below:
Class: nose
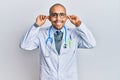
[56,15,61,20]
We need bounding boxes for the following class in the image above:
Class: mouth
[56,22,62,25]
[54,21,63,25]
[52,21,64,29]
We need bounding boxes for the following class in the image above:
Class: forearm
[76,23,96,48]
[20,24,40,50]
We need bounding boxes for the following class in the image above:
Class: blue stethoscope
[46,26,68,48]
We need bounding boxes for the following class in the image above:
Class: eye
[50,13,58,17]
[60,13,66,16]
[50,13,66,18]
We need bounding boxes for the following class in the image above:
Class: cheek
[63,18,67,23]
[49,17,67,23]
[49,19,55,24]
[50,17,56,21]
[63,17,68,21]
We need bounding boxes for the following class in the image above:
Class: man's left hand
[68,15,81,27]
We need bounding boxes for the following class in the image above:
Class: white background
[0,0,120,80]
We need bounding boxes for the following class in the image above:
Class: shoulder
[39,26,49,33]
[65,25,76,32]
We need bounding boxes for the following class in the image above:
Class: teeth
[56,22,61,25]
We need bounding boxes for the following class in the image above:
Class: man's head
[49,3,68,30]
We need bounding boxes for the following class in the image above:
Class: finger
[39,15,43,20]
[44,15,49,20]
[43,16,49,21]
[44,16,49,19]
[42,15,45,20]
[68,16,74,22]
[44,15,47,19]
[71,15,76,19]
[67,15,70,19]
[68,15,73,20]
[67,15,72,20]
[70,15,77,19]
[40,15,46,20]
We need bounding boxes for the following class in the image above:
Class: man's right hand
[35,15,49,26]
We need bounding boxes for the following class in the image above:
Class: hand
[68,15,81,27]
[35,15,49,26]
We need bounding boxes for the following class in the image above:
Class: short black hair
[49,3,66,15]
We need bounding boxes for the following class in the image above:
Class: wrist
[34,23,39,27]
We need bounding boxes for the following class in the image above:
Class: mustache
[53,20,64,23]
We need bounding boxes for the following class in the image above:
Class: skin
[35,4,81,30]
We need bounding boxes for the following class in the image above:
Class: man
[20,3,96,80]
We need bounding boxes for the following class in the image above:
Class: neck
[52,26,64,30]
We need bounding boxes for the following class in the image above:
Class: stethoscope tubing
[46,25,68,48]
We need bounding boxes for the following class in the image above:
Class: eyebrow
[50,12,66,14]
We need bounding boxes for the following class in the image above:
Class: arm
[20,15,48,50]
[20,24,40,50]
[68,15,96,48]
[75,23,96,48]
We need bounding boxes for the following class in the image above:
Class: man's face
[49,5,67,30]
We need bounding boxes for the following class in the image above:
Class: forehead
[50,5,66,13]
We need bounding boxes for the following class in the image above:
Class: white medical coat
[20,23,96,80]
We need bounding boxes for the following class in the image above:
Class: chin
[54,25,64,30]
[57,26,63,30]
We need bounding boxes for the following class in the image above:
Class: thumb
[47,16,50,21]
[67,15,73,22]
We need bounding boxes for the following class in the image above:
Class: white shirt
[20,23,96,80]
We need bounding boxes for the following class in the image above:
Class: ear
[64,16,68,21]
[47,16,51,21]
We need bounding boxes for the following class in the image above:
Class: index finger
[46,16,49,19]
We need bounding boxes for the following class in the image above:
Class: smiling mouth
[56,22,62,25]
[54,21,63,24]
